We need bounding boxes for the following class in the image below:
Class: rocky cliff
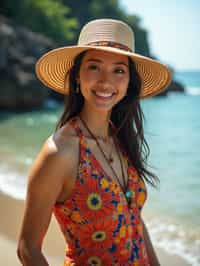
[0,15,58,109]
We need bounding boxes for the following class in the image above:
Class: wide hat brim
[36,45,172,98]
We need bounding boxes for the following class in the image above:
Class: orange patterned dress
[53,117,150,266]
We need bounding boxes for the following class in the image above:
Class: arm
[17,136,68,266]
[142,219,160,266]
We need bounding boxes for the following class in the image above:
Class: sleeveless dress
[53,117,150,266]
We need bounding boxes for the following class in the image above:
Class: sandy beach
[0,191,191,266]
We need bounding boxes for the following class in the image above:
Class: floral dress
[53,117,150,266]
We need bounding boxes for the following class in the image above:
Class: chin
[91,103,114,113]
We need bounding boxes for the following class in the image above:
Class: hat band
[87,41,132,52]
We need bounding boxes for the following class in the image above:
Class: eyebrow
[86,58,128,67]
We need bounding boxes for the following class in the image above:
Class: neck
[79,105,112,140]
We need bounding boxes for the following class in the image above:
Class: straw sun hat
[36,18,172,98]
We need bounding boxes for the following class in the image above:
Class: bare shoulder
[43,119,78,157]
[48,120,79,156]
[27,121,79,199]
[46,121,79,168]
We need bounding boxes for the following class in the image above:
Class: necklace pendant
[125,190,134,199]
[125,190,135,208]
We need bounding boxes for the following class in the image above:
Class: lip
[93,92,115,101]
[92,91,116,100]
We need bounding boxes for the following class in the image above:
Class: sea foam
[147,218,200,266]
[185,87,200,95]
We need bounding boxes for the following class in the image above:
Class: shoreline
[0,191,191,266]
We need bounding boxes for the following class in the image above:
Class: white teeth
[94,92,113,97]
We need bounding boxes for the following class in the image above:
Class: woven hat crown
[78,19,135,52]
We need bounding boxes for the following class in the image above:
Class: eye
[115,68,126,74]
[88,64,99,71]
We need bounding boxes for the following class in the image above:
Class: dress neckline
[70,116,132,200]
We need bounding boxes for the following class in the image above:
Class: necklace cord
[78,115,128,195]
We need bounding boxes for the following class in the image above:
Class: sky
[120,0,200,71]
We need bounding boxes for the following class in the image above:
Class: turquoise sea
[0,71,200,265]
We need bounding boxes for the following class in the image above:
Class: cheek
[80,70,98,87]
[116,77,129,92]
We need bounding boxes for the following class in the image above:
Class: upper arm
[18,135,69,249]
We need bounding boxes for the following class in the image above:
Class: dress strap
[70,116,129,164]
[68,116,89,152]
[68,116,84,138]
[68,116,91,174]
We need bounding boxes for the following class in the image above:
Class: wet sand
[0,191,191,266]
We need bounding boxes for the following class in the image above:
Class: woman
[17,19,171,265]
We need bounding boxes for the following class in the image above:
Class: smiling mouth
[92,90,116,99]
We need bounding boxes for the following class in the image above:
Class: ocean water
[0,71,200,265]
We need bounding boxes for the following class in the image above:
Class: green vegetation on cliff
[1,0,78,42]
[0,0,150,55]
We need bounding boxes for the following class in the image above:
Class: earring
[75,84,80,93]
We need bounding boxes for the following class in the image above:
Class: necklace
[79,116,133,205]
[79,116,114,164]
[96,136,114,163]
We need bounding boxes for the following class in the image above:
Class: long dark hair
[55,50,159,188]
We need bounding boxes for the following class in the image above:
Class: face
[77,49,130,112]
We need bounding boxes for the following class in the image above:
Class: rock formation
[0,15,57,109]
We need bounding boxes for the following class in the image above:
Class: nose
[98,69,112,88]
